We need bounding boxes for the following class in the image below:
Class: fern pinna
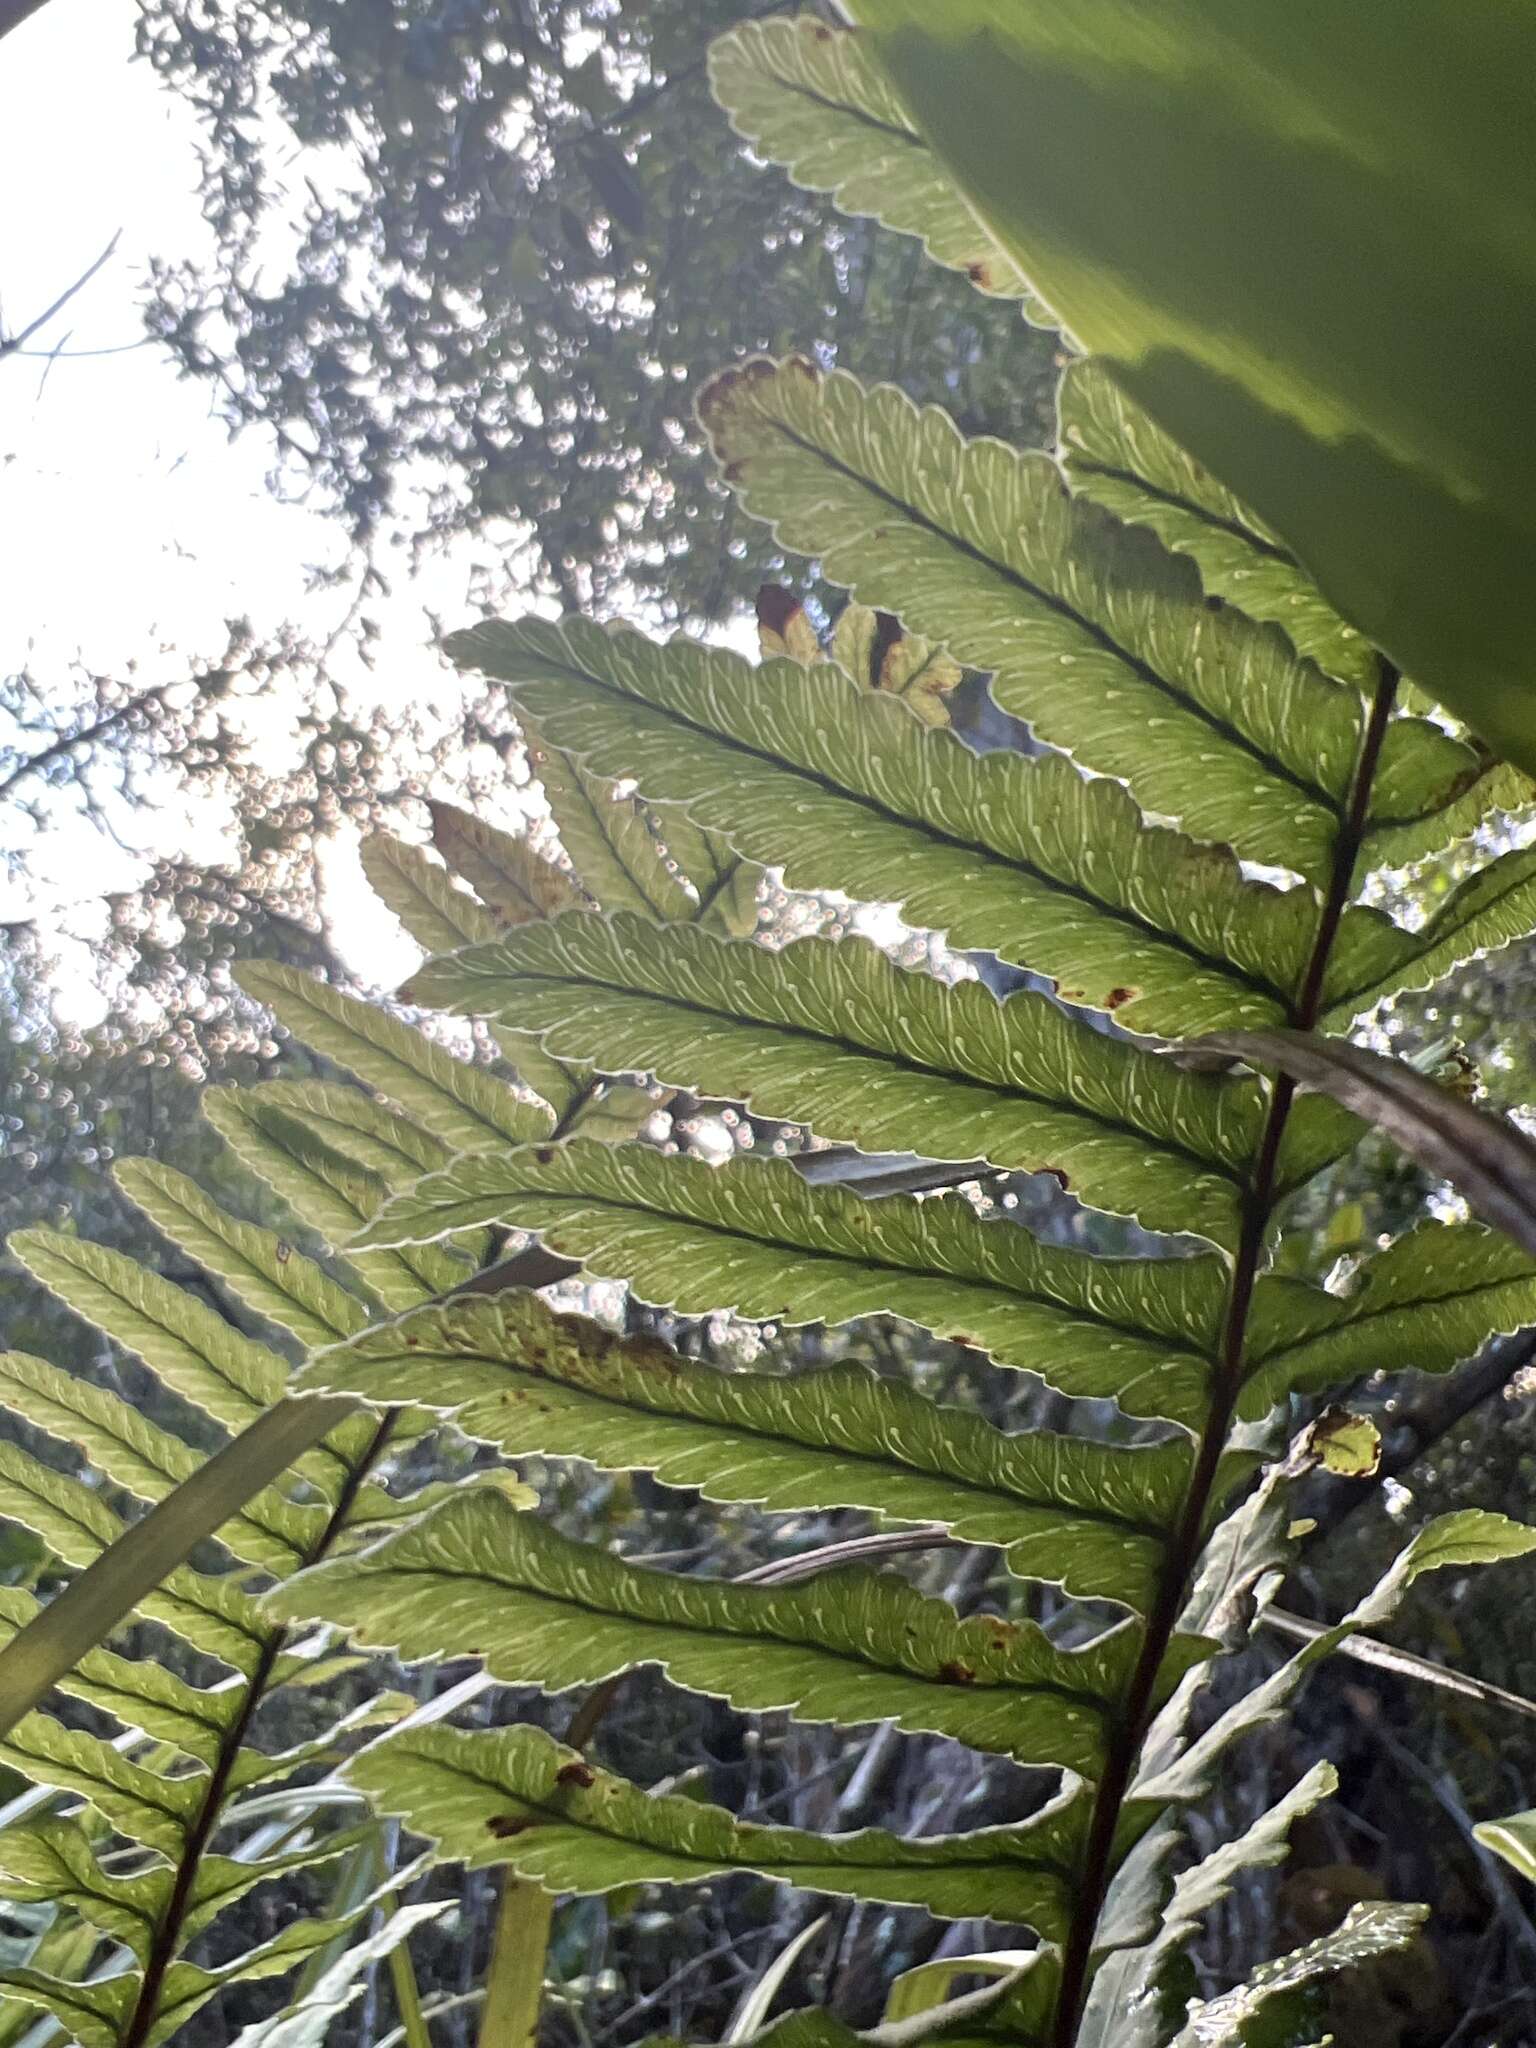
[0,783,746,2040]
[5,12,1536,2047]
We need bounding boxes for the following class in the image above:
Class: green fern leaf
[9,1230,313,1448]
[0,1591,236,1761]
[1244,1223,1536,1418]
[1170,1902,1426,2047]
[1057,359,1374,690]
[354,1138,1228,1425]
[409,912,1259,1242]
[0,1714,205,1857]
[359,829,500,951]
[295,1290,1192,1608]
[697,356,1361,874]
[530,732,697,922]
[238,963,549,1154]
[201,1087,471,1310]
[709,15,1051,322]
[0,1353,324,1574]
[427,797,588,922]
[0,1444,268,1671]
[115,1160,371,1354]
[272,1492,1209,1772]
[1323,844,1536,1023]
[346,1720,1085,1927]
[444,616,1320,1036]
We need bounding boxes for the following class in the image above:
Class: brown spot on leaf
[556,1760,597,1789]
[966,261,992,287]
[486,1814,543,1839]
[1105,987,1140,1011]
[937,1660,976,1687]
[534,1147,556,1165]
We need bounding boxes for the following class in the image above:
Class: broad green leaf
[428,798,587,922]
[698,356,1360,875]
[530,735,696,921]
[1246,1223,1536,1417]
[296,1290,1192,1609]
[1169,1902,1427,2048]
[1322,845,1536,1024]
[1057,360,1373,691]
[846,0,1536,774]
[411,914,1261,1242]
[359,829,500,952]
[709,16,1050,321]
[0,1710,205,1855]
[202,1086,470,1312]
[0,1352,324,1574]
[116,1159,370,1353]
[445,616,1319,1037]
[348,1720,1084,1930]
[1079,1763,1337,2048]
[1135,1509,1536,1813]
[239,962,549,1154]
[0,1587,237,1761]
[272,1492,1209,1772]
[353,1139,1229,1426]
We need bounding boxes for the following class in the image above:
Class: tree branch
[1,230,120,356]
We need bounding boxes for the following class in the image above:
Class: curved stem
[1050,660,1399,2047]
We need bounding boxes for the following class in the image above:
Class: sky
[0,3,468,1004]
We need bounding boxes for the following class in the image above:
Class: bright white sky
[0,3,479,1002]
[0,5,760,1021]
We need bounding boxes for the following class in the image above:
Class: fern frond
[355,1138,1228,1425]
[697,356,1361,875]
[427,798,587,923]
[410,913,1259,1243]
[347,1720,1085,1927]
[238,963,549,1154]
[444,616,1321,1036]
[296,1289,1194,1607]
[113,1161,371,1351]
[360,829,501,952]
[708,16,1052,322]
[272,1493,1208,1773]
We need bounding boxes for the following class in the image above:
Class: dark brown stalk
[1050,661,1399,2046]
[122,1410,400,2048]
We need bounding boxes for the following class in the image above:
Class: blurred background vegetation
[3,4,1536,2044]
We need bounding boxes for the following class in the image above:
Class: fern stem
[120,1409,401,2048]
[478,1875,555,2048]
[1051,660,1399,2047]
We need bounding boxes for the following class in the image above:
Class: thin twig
[1,230,121,357]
